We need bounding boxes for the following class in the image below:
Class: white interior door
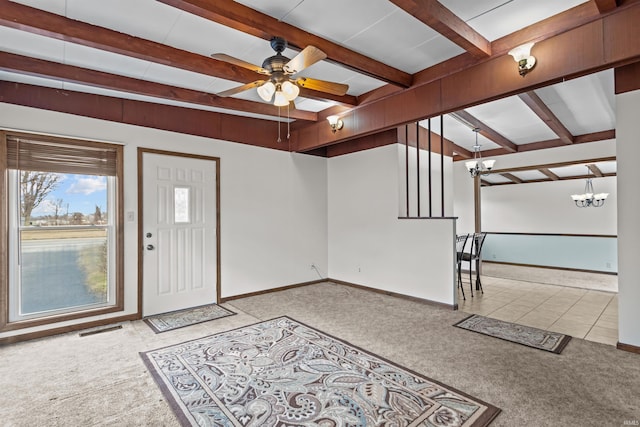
[142,152,217,316]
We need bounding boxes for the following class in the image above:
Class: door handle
[147,244,155,250]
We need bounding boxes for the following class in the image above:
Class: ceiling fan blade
[211,53,270,75]
[284,46,327,74]
[296,77,348,96]
[216,80,266,97]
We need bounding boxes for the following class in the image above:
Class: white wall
[0,104,328,338]
[328,144,457,306]
[482,177,616,234]
[453,140,616,235]
[616,89,640,348]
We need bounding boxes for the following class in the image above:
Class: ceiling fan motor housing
[262,37,291,80]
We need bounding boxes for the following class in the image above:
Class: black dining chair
[460,232,487,297]
[456,234,469,300]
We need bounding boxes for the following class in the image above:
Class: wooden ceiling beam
[587,163,604,177]
[414,1,604,87]
[157,0,413,88]
[539,168,560,180]
[512,129,615,153]
[0,81,295,151]
[388,0,491,58]
[451,110,518,153]
[592,0,618,13]
[0,52,318,121]
[292,2,640,152]
[0,0,356,106]
[518,91,574,144]
[501,173,523,184]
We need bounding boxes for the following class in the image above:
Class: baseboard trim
[617,342,640,354]
[483,260,618,276]
[328,278,458,311]
[220,279,326,303]
[0,313,139,345]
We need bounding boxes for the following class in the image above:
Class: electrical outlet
[358,267,361,273]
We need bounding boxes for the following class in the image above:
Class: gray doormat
[143,303,235,333]
[141,316,501,426]
[454,314,572,354]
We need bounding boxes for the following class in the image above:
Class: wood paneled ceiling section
[0,0,636,155]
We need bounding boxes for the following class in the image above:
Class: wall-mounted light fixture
[327,115,343,133]
[508,42,536,77]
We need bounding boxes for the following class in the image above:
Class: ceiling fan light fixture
[257,81,276,102]
[281,80,300,101]
[273,89,289,107]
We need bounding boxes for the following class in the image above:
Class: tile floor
[457,273,618,346]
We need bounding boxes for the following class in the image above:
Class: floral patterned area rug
[143,304,236,333]
[454,315,572,354]
[140,316,501,426]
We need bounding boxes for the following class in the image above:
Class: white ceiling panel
[510,170,547,181]
[421,115,501,151]
[0,26,65,62]
[383,34,465,74]
[466,96,558,145]
[63,43,151,79]
[65,0,181,44]
[294,98,336,112]
[439,0,510,22]
[596,161,616,174]
[483,174,512,184]
[142,63,218,93]
[343,9,462,73]
[164,12,263,59]
[551,164,590,178]
[232,0,298,21]
[535,70,615,135]
[463,0,589,41]
[250,0,398,46]
[10,0,66,15]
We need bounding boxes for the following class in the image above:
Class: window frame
[0,131,124,332]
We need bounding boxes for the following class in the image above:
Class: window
[1,132,123,329]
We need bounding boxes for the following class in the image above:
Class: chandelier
[465,128,495,177]
[571,166,609,208]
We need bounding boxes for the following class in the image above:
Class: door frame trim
[137,148,221,318]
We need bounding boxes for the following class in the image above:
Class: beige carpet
[1,281,638,426]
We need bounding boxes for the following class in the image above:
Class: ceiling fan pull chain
[287,103,291,140]
[277,106,282,143]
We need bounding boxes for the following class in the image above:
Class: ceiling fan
[212,37,349,106]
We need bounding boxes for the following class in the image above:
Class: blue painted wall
[482,234,617,273]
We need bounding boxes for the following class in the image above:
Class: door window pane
[174,187,190,223]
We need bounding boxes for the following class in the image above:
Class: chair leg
[457,265,466,300]
[475,259,484,294]
[469,263,474,297]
